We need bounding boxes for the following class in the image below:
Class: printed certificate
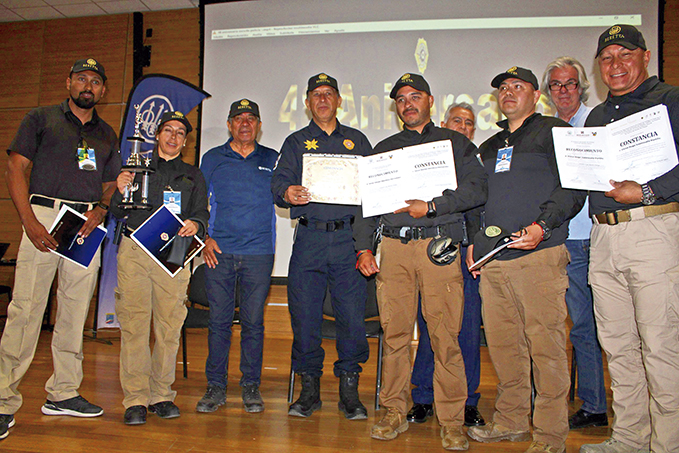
[302,153,361,205]
[359,140,457,217]
[553,104,678,191]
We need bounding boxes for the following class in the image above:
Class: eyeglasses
[548,81,579,92]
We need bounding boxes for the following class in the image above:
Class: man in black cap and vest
[354,73,486,450]
[466,67,584,453]
[272,73,372,420]
[580,24,679,453]
[0,58,120,440]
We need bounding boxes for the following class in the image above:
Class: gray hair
[443,102,476,124]
[541,56,590,104]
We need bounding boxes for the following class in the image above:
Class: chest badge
[304,139,319,150]
[343,139,355,150]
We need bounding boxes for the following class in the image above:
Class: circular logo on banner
[137,95,175,144]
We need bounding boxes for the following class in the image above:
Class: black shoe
[338,372,367,420]
[406,403,434,423]
[569,409,608,429]
[0,414,15,440]
[148,401,180,419]
[464,405,486,427]
[242,384,265,413]
[124,405,147,425]
[41,395,103,417]
[196,385,226,413]
[288,374,321,417]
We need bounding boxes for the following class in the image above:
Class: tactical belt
[298,217,353,232]
[592,202,679,225]
[382,225,447,243]
[30,195,93,214]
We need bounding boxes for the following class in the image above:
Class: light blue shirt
[557,102,593,240]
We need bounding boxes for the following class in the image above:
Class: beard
[71,91,97,109]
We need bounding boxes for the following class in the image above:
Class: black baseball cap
[491,66,539,90]
[158,111,192,133]
[472,226,513,263]
[307,73,339,93]
[389,73,431,99]
[70,58,107,81]
[596,24,647,57]
[228,98,260,119]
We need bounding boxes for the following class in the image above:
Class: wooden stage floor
[0,286,612,452]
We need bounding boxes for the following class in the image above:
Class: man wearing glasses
[540,58,608,431]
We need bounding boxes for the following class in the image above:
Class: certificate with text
[302,154,361,205]
[553,104,678,191]
[359,140,457,217]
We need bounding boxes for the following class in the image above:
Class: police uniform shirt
[271,119,371,221]
[200,139,278,255]
[586,76,679,214]
[478,113,585,260]
[110,151,209,237]
[8,99,120,202]
[353,122,487,252]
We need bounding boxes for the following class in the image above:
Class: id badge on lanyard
[76,138,97,171]
[495,145,513,173]
[164,190,181,215]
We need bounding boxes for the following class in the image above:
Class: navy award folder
[48,205,107,269]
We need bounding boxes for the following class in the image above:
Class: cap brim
[596,41,641,57]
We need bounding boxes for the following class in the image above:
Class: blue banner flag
[96,74,210,330]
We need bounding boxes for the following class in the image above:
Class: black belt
[298,217,353,232]
[382,225,445,243]
[30,195,92,214]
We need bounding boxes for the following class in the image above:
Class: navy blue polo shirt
[201,139,278,255]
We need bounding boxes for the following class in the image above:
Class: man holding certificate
[1,58,119,440]
[465,67,584,453]
[580,25,679,453]
[110,111,208,426]
[271,73,372,420]
[354,73,487,450]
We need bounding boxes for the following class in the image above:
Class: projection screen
[201,0,660,276]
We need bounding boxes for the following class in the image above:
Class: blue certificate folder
[48,205,107,269]
[130,205,205,277]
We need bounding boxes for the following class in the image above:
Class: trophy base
[121,165,156,173]
[118,202,154,211]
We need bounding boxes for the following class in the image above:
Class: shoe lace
[243,385,260,400]
[204,385,223,400]
[384,408,402,424]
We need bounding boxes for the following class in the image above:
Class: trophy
[118,104,155,210]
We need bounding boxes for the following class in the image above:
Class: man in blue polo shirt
[196,99,278,414]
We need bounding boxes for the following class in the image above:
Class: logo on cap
[401,73,411,81]
[240,99,250,106]
[485,226,502,238]
[173,111,184,118]
[609,25,621,35]
[87,58,97,66]
[319,74,328,80]
[507,66,518,75]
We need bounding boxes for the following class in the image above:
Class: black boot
[338,372,367,420]
[288,374,321,417]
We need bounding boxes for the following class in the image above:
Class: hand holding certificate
[553,105,678,191]
[48,205,107,269]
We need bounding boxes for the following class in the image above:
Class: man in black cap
[0,58,120,440]
[196,99,278,415]
[272,73,372,420]
[466,67,583,453]
[354,73,486,450]
[580,24,679,453]
[111,111,208,426]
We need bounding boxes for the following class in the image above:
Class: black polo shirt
[8,99,120,202]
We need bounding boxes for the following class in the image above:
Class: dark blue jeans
[565,239,607,414]
[411,245,482,406]
[288,224,369,378]
[204,253,274,388]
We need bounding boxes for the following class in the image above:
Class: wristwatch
[97,201,109,211]
[426,201,437,219]
[640,183,656,205]
[536,220,552,241]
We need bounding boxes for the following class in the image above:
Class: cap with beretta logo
[307,73,339,93]
[70,58,107,81]
[596,24,647,57]
[158,111,192,133]
[491,66,539,90]
[472,225,513,263]
[228,98,260,119]
[389,73,431,99]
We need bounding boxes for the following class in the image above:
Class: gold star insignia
[304,139,319,150]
